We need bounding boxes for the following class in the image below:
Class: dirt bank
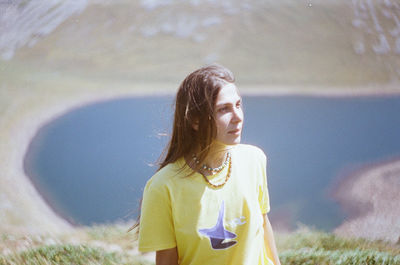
[332,158,400,243]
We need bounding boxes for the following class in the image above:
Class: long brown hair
[128,64,235,233]
[159,63,235,171]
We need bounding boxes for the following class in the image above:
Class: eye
[218,106,229,113]
[236,100,242,108]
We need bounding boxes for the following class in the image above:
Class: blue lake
[24,95,400,230]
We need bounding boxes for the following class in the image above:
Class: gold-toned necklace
[201,157,232,188]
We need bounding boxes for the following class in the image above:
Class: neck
[203,141,230,168]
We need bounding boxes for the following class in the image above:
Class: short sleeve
[138,179,177,252]
[258,151,270,214]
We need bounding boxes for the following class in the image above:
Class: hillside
[2,0,400,86]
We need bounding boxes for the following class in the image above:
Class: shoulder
[144,158,186,191]
[233,144,267,160]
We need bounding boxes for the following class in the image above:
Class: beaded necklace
[192,152,231,174]
[192,152,232,188]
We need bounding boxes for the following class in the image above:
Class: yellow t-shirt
[138,144,274,265]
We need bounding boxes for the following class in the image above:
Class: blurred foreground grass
[0,225,399,265]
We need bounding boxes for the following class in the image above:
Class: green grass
[0,244,121,265]
[0,224,150,265]
[0,244,154,265]
[277,229,400,255]
[280,248,400,265]
[277,228,400,265]
[1,226,399,265]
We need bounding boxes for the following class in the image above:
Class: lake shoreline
[239,84,400,97]
[331,157,400,243]
[2,82,400,238]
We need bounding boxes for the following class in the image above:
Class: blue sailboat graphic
[199,201,237,249]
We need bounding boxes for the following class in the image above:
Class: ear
[192,119,199,131]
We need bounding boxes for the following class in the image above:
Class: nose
[232,107,243,124]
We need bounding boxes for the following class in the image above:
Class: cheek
[216,117,230,130]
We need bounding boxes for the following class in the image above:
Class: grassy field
[0,225,399,265]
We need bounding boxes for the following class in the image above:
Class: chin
[233,139,241,145]
[227,137,241,146]
[216,135,241,146]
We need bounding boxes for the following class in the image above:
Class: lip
[228,129,241,134]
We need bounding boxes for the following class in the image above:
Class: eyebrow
[216,98,242,107]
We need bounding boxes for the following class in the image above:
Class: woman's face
[214,82,244,145]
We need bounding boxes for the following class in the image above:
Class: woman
[137,64,281,265]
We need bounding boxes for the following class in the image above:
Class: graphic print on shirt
[198,201,237,249]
